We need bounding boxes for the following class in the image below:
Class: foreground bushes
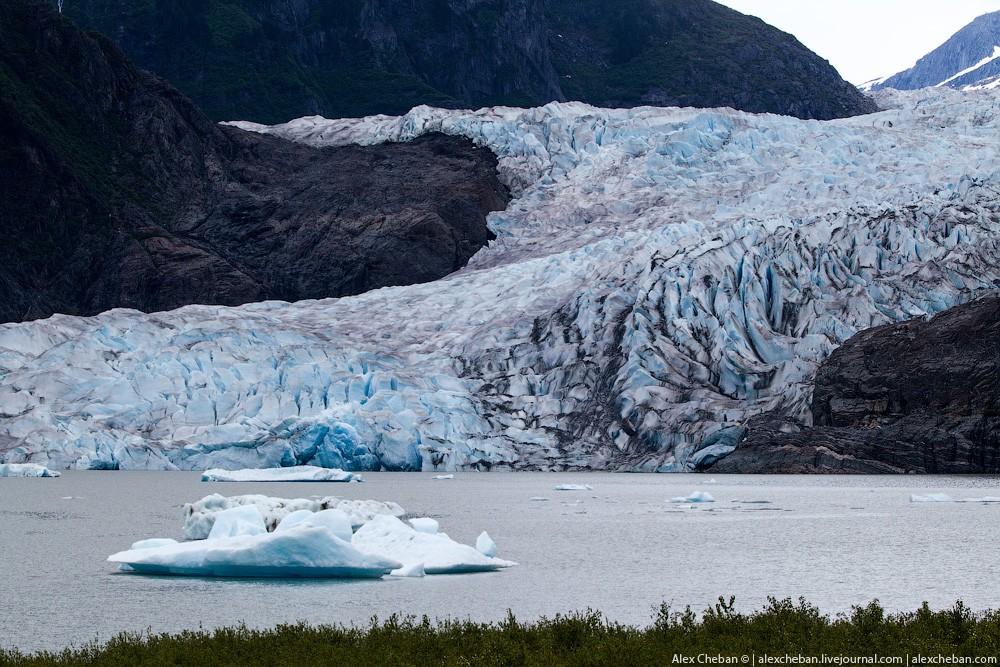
[4,598,1000,666]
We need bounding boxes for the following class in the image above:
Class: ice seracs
[201,466,359,482]
[0,463,61,477]
[4,89,1000,472]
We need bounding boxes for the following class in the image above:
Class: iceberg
[275,509,354,541]
[352,515,516,574]
[108,527,401,578]
[476,531,498,557]
[554,484,592,491]
[408,517,440,534]
[207,505,268,540]
[4,88,1000,472]
[670,491,715,503]
[201,466,359,483]
[432,474,455,480]
[910,493,1000,503]
[0,463,61,477]
[182,494,405,539]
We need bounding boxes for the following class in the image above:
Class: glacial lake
[2,472,999,652]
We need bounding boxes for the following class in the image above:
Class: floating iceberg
[5,89,1000,472]
[182,494,405,539]
[0,463,61,477]
[352,515,516,574]
[201,466,359,483]
[670,491,715,503]
[207,505,268,540]
[275,509,354,541]
[910,493,1000,503]
[108,527,400,579]
[476,531,498,557]
[554,484,592,491]
[432,474,455,480]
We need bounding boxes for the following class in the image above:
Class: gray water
[2,472,999,652]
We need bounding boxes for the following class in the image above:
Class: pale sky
[715,0,1000,84]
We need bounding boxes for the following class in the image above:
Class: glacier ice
[108,527,401,579]
[476,531,498,557]
[351,515,516,574]
[670,491,715,503]
[0,463,60,477]
[201,466,359,483]
[275,509,354,542]
[182,494,405,539]
[3,88,1000,471]
[408,517,440,534]
[554,484,592,491]
[207,505,268,540]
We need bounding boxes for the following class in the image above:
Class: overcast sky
[715,0,1000,84]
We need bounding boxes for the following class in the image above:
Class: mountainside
[867,11,1000,91]
[2,87,998,471]
[707,295,1000,474]
[0,0,508,323]
[63,0,875,124]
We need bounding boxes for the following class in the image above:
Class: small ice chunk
[530,496,550,502]
[554,484,592,491]
[0,463,61,478]
[201,466,358,483]
[732,499,771,504]
[964,496,1000,503]
[130,538,179,550]
[432,474,454,480]
[409,517,440,534]
[391,562,426,578]
[670,491,715,503]
[910,493,954,503]
[352,515,516,574]
[109,527,400,578]
[207,505,267,540]
[475,531,497,557]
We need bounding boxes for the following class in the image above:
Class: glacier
[2,88,1000,472]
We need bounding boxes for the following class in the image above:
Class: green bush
[4,598,1000,666]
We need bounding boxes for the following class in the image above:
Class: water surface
[2,472,999,652]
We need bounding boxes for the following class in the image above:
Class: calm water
[2,472,1000,652]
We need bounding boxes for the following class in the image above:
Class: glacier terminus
[1,88,999,473]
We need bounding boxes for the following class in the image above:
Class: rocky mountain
[866,11,1000,91]
[707,295,1000,474]
[1,87,997,472]
[0,0,508,323]
[62,0,875,124]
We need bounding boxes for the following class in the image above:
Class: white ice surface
[108,527,401,578]
[182,494,404,539]
[476,531,498,557]
[207,505,267,540]
[0,463,60,477]
[408,517,440,534]
[4,89,1000,472]
[670,491,715,503]
[352,515,516,574]
[201,466,359,483]
[554,484,592,491]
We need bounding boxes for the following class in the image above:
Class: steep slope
[707,295,1000,474]
[1,87,998,471]
[868,11,1000,91]
[0,0,509,323]
[64,0,875,124]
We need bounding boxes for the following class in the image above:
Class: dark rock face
[707,296,1000,473]
[872,11,1000,91]
[0,0,509,323]
[63,0,875,124]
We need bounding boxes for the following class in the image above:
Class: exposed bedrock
[706,295,1000,473]
[0,0,508,323]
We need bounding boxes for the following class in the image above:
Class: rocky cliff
[63,0,876,124]
[0,0,508,323]
[707,295,1000,474]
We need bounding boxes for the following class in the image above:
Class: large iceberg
[201,466,359,483]
[108,527,401,578]
[0,463,60,477]
[3,89,1000,472]
[182,494,405,539]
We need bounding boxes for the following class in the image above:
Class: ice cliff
[2,88,999,471]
